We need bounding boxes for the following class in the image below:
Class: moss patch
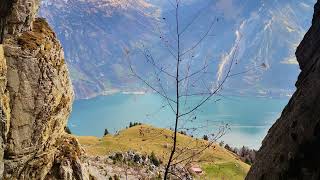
[17,18,56,51]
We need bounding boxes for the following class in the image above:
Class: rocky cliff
[0,0,91,179]
[246,1,320,180]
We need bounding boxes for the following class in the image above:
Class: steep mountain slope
[246,1,320,179]
[223,0,316,96]
[39,0,315,99]
[39,0,159,99]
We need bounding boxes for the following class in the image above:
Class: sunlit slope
[77,124,250,179]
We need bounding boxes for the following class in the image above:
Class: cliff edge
[0,0,90,179]
[246,1,320,179]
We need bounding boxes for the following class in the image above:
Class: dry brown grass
[77,124,250,179]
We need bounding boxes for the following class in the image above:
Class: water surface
[69,94,289,149]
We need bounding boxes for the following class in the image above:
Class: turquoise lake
[69,94,289,149]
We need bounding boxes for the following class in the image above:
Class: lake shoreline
[69,93,289,149]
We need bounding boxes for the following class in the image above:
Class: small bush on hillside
[149,152,161,167]
[110,153,123,163]
[219,141,225,147]
[238,146,256,165]
[224,144,231,151]
[203,135,209,141]
[134,154,141,163]
[129,122,142,128]
[224,144,256,165]
[104,128,109,136]
[245,157,251,165]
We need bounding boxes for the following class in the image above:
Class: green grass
[77,124,250,179]
[202,162,248,180]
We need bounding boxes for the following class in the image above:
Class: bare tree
[125,0,252,179]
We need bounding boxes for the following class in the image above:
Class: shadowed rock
[246,1,320,179]
[0,0,13,43]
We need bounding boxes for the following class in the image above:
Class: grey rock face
[246,1,320,180]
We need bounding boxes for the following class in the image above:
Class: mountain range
[39,0,316,99]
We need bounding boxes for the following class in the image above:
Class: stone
[246,1,320,180]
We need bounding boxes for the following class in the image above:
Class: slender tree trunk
[164,2,180,179]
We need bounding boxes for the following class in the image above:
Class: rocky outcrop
[246,1,320,180]
[0,44,8,178]
[5,0,39,35]
[0,0,92,179]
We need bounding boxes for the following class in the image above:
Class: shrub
[224,144,231,151]
[104,128,109,136]
[134,154,141,163]
[129,122,142,128]
[149,152,160,167]
[110,153,123,163]
[203,135,209,141]
[219,141,225,147]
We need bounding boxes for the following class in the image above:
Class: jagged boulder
[246,1,320,180]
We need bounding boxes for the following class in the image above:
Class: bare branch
[179,38,240,118]
[129,64,177,104]
[171,125,230,166]
[180,19,216,57]
[158,78,177,114]
[142,48,176,78]
[178,63,209,83]
[228,64,266,78]
[179,1,216,35]
[155,22,178,60]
